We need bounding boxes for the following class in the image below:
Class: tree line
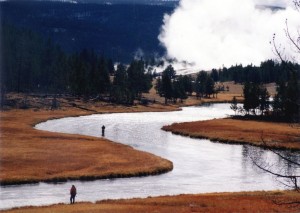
[155,59,300,106]
[211,60,300,84]
[155,66,217,104]
[231,70,299,121]
[1,24,152,105]
[2,24,299,111]
[1,1,173,62]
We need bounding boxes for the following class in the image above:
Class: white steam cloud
[159,0,300,70]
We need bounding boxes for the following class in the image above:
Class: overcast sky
[255,0,289,7]
[159,0,300,70]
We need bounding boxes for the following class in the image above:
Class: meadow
[163,118,300,150]
[3,191,300,213]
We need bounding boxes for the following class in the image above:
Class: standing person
[102,125,105,137]
[70,185,77,204]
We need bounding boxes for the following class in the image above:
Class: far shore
[4,82,297,212]
[0,89,240,185]
[163,117,300,151]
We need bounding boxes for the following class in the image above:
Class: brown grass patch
[142,80,246,106]
[2,86,233,185]
[3,191,300,213]
[0,103,175,185]
[163,118,300,150]
[0,81,273,185]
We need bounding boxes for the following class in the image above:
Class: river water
[0,103,295,210]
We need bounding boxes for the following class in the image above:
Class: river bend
[0,104,292,210]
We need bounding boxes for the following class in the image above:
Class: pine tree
[243,82,253,115]
[230,96,238,115]
[161,65,175,104]
[205,77,215,98]
[111,64,132,104]
[285,71,299,118]
[195,71,208,99]
[127,59,152,99]
[259,86,270,116]
[98,57,111,95]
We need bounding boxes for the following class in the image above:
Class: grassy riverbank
[163,118,300,150]
[0,107,174,185]
[3,191,300,213]
[0,84,241,185]
[2,83,297,212]
[0,93,180,185]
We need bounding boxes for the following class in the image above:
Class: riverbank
[0,88,241,185]
[0,104,176,185]
[163,117,300,150]
[3,191,300,212]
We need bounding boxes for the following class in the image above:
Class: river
[0,103,294,210]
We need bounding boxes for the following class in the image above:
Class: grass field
[0,82,243,185]
[3,191,300,213]
[163,118,300,150]
[0,103,175,185]
[2,82,289,212]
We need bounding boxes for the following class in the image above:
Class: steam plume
[159,0,300,70]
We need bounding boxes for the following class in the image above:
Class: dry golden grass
[3,85,242,185]
[0,81,273,185]
[3,81,249,111]
[3,92,180,112]
[222,81,277,96]
[143,81,244,107]
[3,191,300,213]
[163,118,300,150]
[0,103,175,185]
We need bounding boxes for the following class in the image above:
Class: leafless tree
[252,136,300,186]
[251,2,300,203]
[271,1,300,65]
[249,141,300,206]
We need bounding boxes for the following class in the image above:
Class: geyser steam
[159,0,300,70]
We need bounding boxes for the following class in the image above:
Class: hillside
[1,1,175,62]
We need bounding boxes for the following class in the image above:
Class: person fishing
[102,125,105,137]
[70,185,77,204]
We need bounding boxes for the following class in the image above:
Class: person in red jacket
[70,185,77,204]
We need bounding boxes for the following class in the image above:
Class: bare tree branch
[250,157,300,179]
[285,19,300,53]
[276,178,295,189]
[272,33,287,63]
[249,0,300,207]
[260,134,300,167]
[250,133,300,191]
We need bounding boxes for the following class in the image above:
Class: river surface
[0,103,296,210]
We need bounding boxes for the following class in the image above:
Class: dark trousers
[70,195,76,204]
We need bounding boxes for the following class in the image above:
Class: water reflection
[242,144,300,189]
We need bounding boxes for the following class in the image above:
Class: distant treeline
[2,24,110,94]
[156,62,300,112]
[230,71,299,121]
[1,24,152,105]
[156,67,216,104]
[210,61,300,84]
[3,24,68,93]
[1,1,172,62]
[2,23,300,111]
